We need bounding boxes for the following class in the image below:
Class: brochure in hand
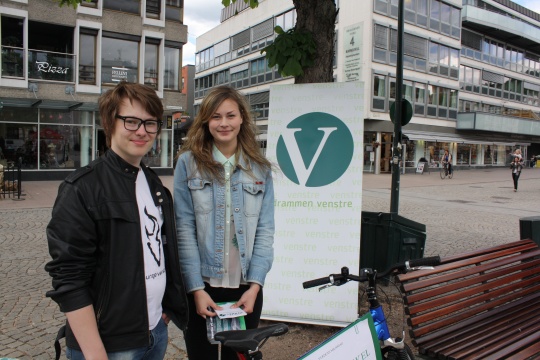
[206,302,247,344]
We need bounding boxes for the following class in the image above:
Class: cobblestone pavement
[1,167,539,359]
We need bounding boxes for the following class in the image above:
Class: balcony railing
[1,46,25,78]
[28,49,75,82]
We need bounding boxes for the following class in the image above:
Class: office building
[0,0,186,179]
[194,0,540,173]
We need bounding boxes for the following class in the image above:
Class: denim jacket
[174,151,275,293]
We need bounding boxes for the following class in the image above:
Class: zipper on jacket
[96,271,110,327]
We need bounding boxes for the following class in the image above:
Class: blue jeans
[66,318,168,360]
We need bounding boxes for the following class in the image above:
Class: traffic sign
[390,99,413,126]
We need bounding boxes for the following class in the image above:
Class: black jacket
[45,150,188,352]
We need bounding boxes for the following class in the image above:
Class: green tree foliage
[262,26,316,78]
[55,0,90,8]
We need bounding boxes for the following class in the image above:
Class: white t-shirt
[136,170,166,330]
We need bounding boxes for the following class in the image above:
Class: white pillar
[375,132,382,175]
[160,130,169,167]
[80,112,92,167]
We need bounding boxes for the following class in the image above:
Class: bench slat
[433,314,540,359]
[403,255,540,302]
[399,239,540,359]
[438,239,536,264]
[400,248,540,293]
[504,340,540,360]
[407,266,540,315]
[409,281,540,328]
[455,320,540,360]
[412,292,540,347]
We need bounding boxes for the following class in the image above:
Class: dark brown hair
[98,81,163,147]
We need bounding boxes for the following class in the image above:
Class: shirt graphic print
[136,170,166,330]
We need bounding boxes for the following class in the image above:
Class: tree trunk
[293,0,337,84]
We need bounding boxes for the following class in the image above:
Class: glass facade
[0,107,175,171]
[0,108,92,170]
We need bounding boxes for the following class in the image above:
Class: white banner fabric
[263,82,364,326]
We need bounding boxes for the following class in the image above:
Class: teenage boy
[45,82,188,360]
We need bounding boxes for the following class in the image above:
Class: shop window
[456,144,470,165]
[79,28,98,85]
[101,35,139,84]
[144,38,160,89]
[164,46,180,90]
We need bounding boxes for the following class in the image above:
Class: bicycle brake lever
[318,284,335,292]
[411,266,435,271]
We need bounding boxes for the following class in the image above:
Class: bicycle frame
[363,268,405,350]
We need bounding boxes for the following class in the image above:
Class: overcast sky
[182,0,540,66]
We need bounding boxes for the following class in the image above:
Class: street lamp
[390,0,405,214]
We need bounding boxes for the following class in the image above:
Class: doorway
[95,129,108,159]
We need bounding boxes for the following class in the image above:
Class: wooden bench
[397,239,540,360]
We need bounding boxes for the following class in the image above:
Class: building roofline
[492,0,540,23]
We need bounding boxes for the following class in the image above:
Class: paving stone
[1,169,539,358]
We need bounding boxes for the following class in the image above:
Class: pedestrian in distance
[441,149,452,175]
[45,82,188,360]
[174,85,275,360]
[510,155,524,192]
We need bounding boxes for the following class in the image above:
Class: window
[144,38,160,89]
[166,0,182,21]
[275,9,296,32]
[81,0,98,7]
[372,74,386,110]
[103,0,139,14]
[164,45,180,90]
[250,58,271,85]
[79,28,98,84]
[28,21,75,82]
[429,0,440,31]
[146,0,161,19]
[1,15,24,78]
[417,0,428,27]
[101,35,139,84]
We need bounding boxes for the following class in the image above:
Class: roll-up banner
[263,82,364,326]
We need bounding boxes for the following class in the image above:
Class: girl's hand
[231,283,260,314]
[193,290,222,319]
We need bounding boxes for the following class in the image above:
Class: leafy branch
[221,0,259,8]
[261,26,316,78]
[55,0,92,8]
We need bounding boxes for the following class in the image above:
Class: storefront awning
[402,130,529,146]
[0,98,98,111]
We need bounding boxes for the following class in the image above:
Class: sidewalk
[2,166,539,210]
[1,166,540,359]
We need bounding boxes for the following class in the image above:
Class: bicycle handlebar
[302,256,441,289]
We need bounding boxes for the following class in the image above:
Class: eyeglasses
[115,115,162,134]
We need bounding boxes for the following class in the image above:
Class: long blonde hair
[180,86,271,180]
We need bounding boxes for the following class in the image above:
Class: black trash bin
[360,211,426,273]
[520,216,540,246]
